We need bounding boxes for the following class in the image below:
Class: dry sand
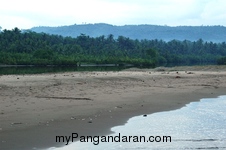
[0,65,226,150]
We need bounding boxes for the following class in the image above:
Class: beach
[0,65,226,150]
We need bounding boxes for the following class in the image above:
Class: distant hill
[30,23,226,42]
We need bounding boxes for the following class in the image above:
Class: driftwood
[36,96,92,101]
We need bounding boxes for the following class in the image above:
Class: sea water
[49,95,226,150]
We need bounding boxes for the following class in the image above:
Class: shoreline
[51,89,226,150]
[0,66,226,150]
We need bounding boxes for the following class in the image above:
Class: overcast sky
[1,0,226,29]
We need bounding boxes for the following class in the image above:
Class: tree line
[0,27,226,66]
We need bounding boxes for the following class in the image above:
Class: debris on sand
[11,122,22,125]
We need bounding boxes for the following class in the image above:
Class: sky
[1,0,226,30]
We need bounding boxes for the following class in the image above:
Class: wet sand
[0,65,226,150]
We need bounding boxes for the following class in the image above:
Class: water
[48,96,226,150]
[0,65,130,75]
[0,62,217,75]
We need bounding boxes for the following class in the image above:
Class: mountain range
[30,23,226,42]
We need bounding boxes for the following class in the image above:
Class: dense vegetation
[31,23,226,42]
[0,28,226,66]
[217,56,226,65]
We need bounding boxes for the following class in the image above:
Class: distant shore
[0,65,226,150]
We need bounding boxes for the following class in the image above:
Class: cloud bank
[1,0,226,29]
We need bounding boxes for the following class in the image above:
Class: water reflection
[0,65,129,75]
[51,96,226,150]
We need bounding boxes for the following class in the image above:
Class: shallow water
[49,95,226,150]
[0,65,129,75]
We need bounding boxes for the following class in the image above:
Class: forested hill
[30,23,226,42]
[1,28,226,66]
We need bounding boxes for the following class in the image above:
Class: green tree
[33,49,56,60]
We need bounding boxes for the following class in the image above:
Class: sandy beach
[0,65,226,150]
